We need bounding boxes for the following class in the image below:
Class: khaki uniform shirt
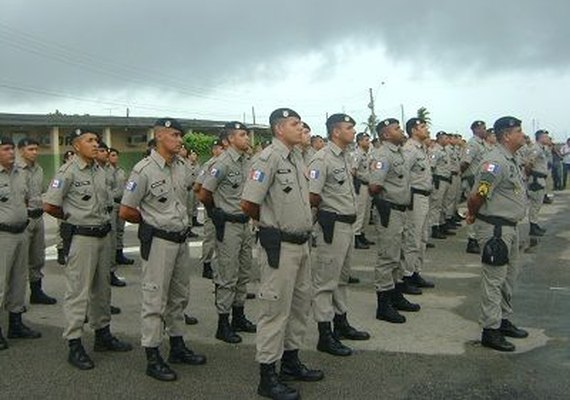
[369,142,411,206]
[195,156,218,186]
[109,164,127,201]
[352,146,371,183]
[0,163,28,225]
[403,138,432,192]
[429,143,451,178]
[462,136,487,177]
[17,159,43,210]
[529,143,549,176]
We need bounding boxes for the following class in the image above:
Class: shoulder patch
[249,169,265,182]
[483,162,500,174]
[125,180,137,192]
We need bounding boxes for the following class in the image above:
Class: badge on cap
[283,110,289,118]
[164,120,172,128]
[344,116,350,122]
[235,123,240,129]
[75,129,82,135]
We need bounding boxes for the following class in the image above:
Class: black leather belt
[530,171,547,179]
[411,188,431,197]
[476,214,517,227]
[224,213,250,223]
[281,231,311,245]
[336,214,357,224]
[433,175,452,183]
[74,223,112,238]
[28,209,44,219]
[113,197,122,204]
[153,227,188,243]
[451,171,459,176]
[360,180,369,186]
[386,201,408,212]
[0,221,29,234]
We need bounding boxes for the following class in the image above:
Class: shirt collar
[498,144,515,161]
[227,146,243,162]
[386,141,400,152]
[272,138,292,160]
[150,149,167,169]
[329,141,344,156]
[75,156,91,170]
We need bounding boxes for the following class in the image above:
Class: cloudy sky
[1,0,569,140]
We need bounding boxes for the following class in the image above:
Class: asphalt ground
[1,192,569,399]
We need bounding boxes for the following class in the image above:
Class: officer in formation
[443,134,463,230]
[119,118,206,381]
[526,129,550,236]
[43,128,132,370]
[352,132,375,250]
[56,150,76,264]
[308,113,370,358]
[299,122,314,165]
[466,116,529,352]
[17,138,57,304]
[428,131,455,240]
[369,118,420,324]
[241,108,323,400]
[0,136,42,351]
[199,121,257,344]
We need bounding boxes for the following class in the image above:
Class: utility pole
[367,88,377,137]
[251,106,256,125]
[400,104,405,124]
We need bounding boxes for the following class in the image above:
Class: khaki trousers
[113,203,126,250]
[528,188,545,224]
[354,187,372,236]
[200,215,216,265]
[403,193,430,276]
[0,231,28,319]
[429,180,449,226]
[26,216,46,282]
[374,208,405,292]
[444,174,461,219]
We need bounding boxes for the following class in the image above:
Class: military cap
[0,136,14,146]
[224,121,249,131]
[326,113,356,131]
[302,122,311,131]
[212,139,222,147]
[17,138,39,148]
[98,141,109,150]
[470,120,486,130]
[69,128,99,141]
[310,135,324,142]
[486,128,495,135]
[376,118,400,135]
[436,131,449,139]
[535,129,549,141]
[218,130,229,143]
[493,116,521,133]
[356,132,370,142]
[404,118,424,135]
[269,108,301,125]
[153,118,183,132]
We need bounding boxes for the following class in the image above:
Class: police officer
[465,116,529,352]
[308,113,370,358]
[527,129,550,236]
[369,119,420,324]
[43,128,132,370]
[402,118,435,292]
[300,122,314,165]
[119,118,206,381]
[199,122,256,344]
[241,108,323,400]
[352,132,374,249]
[428,131,454,239]
[56,150,75,265]
[461,121,489,254]
[443,134,463,229]
[0,136,42,351]
[17,138,57,304]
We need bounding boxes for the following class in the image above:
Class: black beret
[154,118,184,132]
[98,141,109,150]
[493,116,521,132]
[17,138,39,148]
[212,139,222,147]
[224,121,249,131]
[436,131,448,139]
[302,122,311,131]
[0,136,14,146]
[69,128,99,141]
[404,118,424,135]
[470,120,486,130]
[218,131,229,143]
[356,132,370,142]
[269,108,301,125]
[326,113,356,130]
[376,118,400,134]
[147,138,156,148]
[486,128,495,135]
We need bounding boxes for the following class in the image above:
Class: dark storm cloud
[0,0,569,104]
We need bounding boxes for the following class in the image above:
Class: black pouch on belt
[59,222,76,258]
[353,177,361,195]
[211,207,226,242]
[373,196,391,228]
[259,227,282,269]
[317,209,336,244]
[138,221,154,261]
[433,176,441,190]
[481,225,509,266]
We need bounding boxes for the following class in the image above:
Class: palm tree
[417,107,432,125]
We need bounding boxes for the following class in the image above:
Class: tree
[182,132,215,159]
[417,107,432,125]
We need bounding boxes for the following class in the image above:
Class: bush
[182,132,216,158]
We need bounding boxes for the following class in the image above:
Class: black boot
[145,347,177,381]
[192,216,204,227]
[184,313,199,325]
[202,262,213,279]
[393,285,421,312]
[466,238,481,254]
[481,329,515,352]
[529,223,545,237]
[57,248,66,265]
[7,312,41,339]
[316,322,352,356]
[499,319,529,338]
[93,325,132,352]
[231,306,256,333]
[375,290,406,323]
[410,272,435,289]
[0,327,8,351]
[30,279,57,305]
[440,222,456,235]
[401,276,423,295]
[279,349,324,382]
[110,271,126,287]
[348,275,360,284]
[426,242,435,249]
[333,313,370,341]
[258,363,299,400]
[431,226,447,239]
[168,336,207,365]
[354,235,370,250]
[115,249,134,265]
[68,338,94,370]
[216,313,242,343]
[110,305,121,315]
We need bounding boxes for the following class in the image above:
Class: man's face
[507,127,526,150]
[301,128,311,147]
[73,133,99,160]
[157,127,183,155]
[0,144,15,168]
[228,129,250,152]
[276,117,303,147]
[382,123,405,145]
[359,136,370,151]
[538,133,550,145]
[334,122,356,146]
[96,147,109,163]
[109,151,119,165]
[412,123,429,141]
[313,138,325,150]
[438,135,450,146]
[20,144,39,163]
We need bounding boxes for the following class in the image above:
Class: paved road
[1,193,569,399]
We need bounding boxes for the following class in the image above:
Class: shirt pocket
[275,173,296,202]
[0,184,11,202]
[150,184,170,204]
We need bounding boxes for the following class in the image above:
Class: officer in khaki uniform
[466,116,529,352]
[443,135,463,229]
[352,132,374,249]
[120,118,206,382]
[241,108,323,400]
[43,128,132,370]
[369,118,420,324]
[526,129,550,236]
[402,118,435,293]
[199,122,256,344]
[17,138,57,305]
[0,136,42,351]
[428,131,454,239]
[299,122,313,166]
[308,113,370,358]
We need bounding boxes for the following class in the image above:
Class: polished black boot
[0,327,8,351]
[115,249,134,265]
[216,313,242,343]
[57,248,66,265]
[110,305,121,315]
[466,238,481,254]
[30,279,57,305]
[529,223,545,237]
[499,319,529,338]
[361,233,375,245]
[401,276,423,295]
[258,363,299,400]
[7,312,41,339]
[110,271,126,287]
[93,325,132,352]
[184,313,199,325]
[481,329,515,352]
[333,313,370,341]
[316,322,352,356]
[431,226,447,239]
[145,347,177,381]
[410,272,435,289]
[168,336,207,365]
[231,306,256,333]
[354,234,370,249]
[440,222,456,235]
[202,262,213,279]
[192,216,204,227]
[279,349,324,382]
[375,290,406,323]
[68,338,94,370]
[393,285,421,312]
